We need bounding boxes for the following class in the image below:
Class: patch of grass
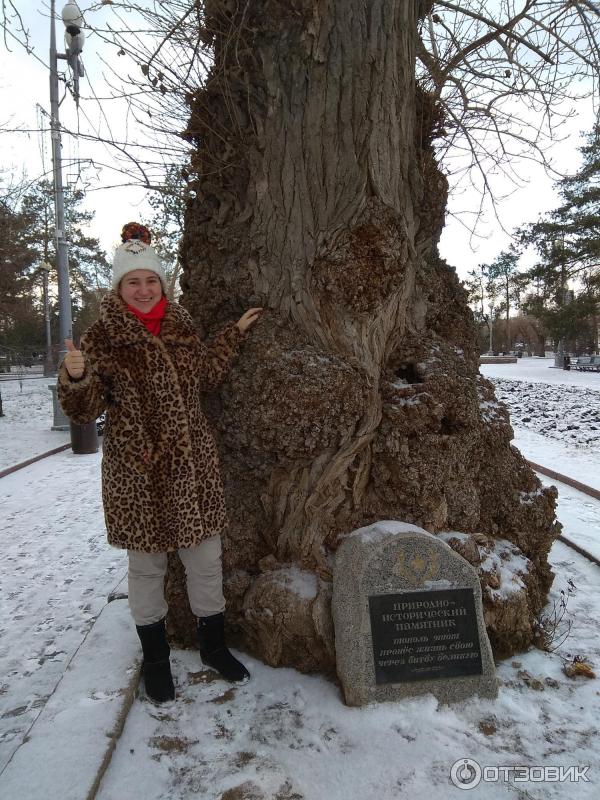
[149,735,198,758]
[187,670,220,685]
[233,751,256,768]
[211,687,236,704]
[220,781,264,800]
[275,780,304,800]
[478,719,497,736]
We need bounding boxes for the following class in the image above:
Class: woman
[58,222,262,703]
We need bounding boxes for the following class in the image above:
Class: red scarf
[127,295,168,336]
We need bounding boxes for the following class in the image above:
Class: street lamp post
[50,0,72,358]
[485,305,495,356]
[48,0,98,453]
[553,236,567,369]
[39,261,53,377]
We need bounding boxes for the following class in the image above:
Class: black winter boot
[135,618,175,703]
[197,613,250,683]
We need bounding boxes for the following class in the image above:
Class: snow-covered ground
[0,366,599,799]
[98,545,599,800]
[482,358,600,566]
[483,359,600,450]
[481,356,600,387]
[481,357,600,496]
[0,377,69,469]
[0,451,127,773]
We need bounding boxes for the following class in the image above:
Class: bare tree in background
[3,2,599,197]
[141,165,187,300]
[66,2,600,213]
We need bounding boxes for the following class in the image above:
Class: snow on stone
[348,520,429,543]
[422,579,453,590]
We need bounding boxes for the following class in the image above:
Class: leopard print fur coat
[58,291,243,553]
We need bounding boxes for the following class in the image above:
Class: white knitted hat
[111,239,167,290]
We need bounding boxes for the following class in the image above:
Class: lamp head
[61,2,84,36]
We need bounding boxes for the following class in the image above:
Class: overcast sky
[0,2,597,281]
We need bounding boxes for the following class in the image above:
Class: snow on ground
[539,474,600,564]
[480,357,600,491]
[0,451,127,773]
[97,545,600,800]
[512,427,600,493]
[481,358,600,452]
[0,377,69,469]
[1,370,599,799]
[492,380,600,449]
[482,358,600,563]
[480,356,600,388]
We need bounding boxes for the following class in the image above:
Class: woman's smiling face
[119,270,163,312]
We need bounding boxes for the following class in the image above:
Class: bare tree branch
[2,1,599,232]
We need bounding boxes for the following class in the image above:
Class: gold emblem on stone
[394,546,441,586]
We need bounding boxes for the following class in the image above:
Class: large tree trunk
[166,0,559,672]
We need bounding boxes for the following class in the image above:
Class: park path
[0,450,126,773]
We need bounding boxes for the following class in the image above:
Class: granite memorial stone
[332,521,498,706]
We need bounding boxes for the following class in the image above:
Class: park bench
[586,357,600,371]
[572,356,600,371]
[572,356,592,370]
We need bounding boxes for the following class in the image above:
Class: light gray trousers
[127,535,225,626]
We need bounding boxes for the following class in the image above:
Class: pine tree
[19,180,111,297]
[1,180,110,351]
[0,194,39,351]
[550,125,600,274]
[520,126,600,350]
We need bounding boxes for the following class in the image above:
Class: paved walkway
[0,450,127,774]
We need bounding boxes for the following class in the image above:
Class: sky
[0,2,598,280]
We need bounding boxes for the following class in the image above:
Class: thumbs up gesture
[63,339,85,379]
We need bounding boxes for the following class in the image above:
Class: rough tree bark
[166,0,560,672]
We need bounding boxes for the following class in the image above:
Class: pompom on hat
[111,222,167,290]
